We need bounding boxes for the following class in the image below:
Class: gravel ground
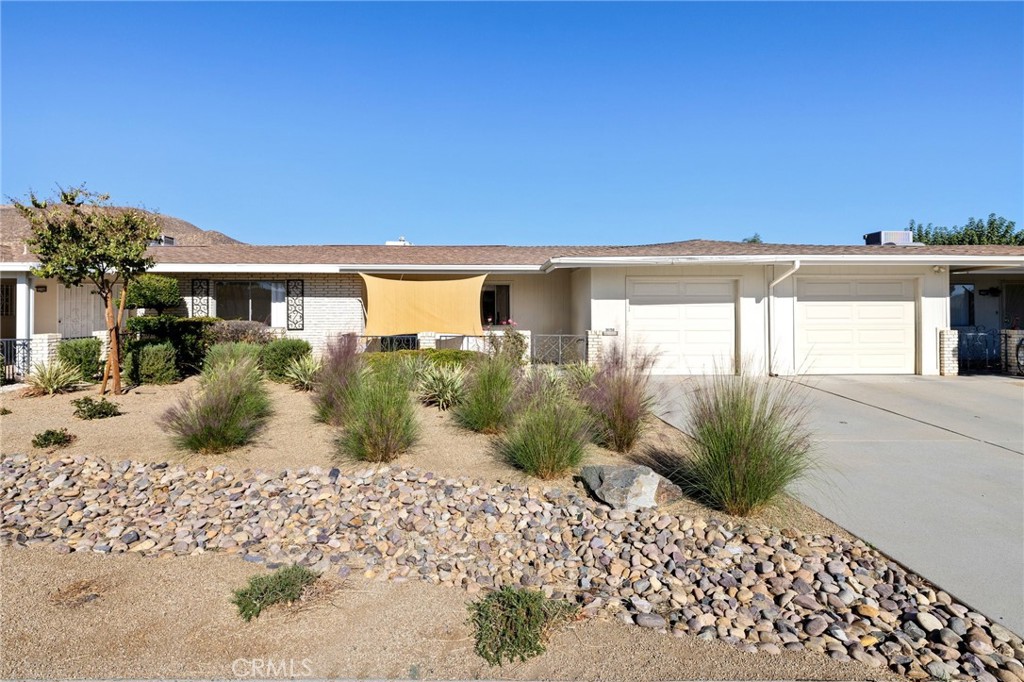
[0,544,900,681]
[0,379,844,534]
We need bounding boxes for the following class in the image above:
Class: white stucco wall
[485,271,574,335]
[570,268,592,336]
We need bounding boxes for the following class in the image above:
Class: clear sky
[2,2,1021,246]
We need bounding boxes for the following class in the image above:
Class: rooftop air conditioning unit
[385,236,412,246]
[863,230,915,246]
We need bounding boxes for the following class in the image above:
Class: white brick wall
[172,273,365,355]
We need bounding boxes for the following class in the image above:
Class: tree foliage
[13,185,160,394]
[741,233,763,244]
[125,273,182,314]
[910,214,1022,246]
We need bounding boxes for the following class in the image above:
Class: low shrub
[468,587,577,666]
[231,565,319,622]
[160,356,272,454]
[499,386,591,479]
[204,342,263,372]
[24,359,80,396]
[261,338,313,382]
[0,407,11,415]
[580,345,655,453]
[125,341,179,385]
[282,353,321,391]
[676,373,815,516]
[57,337,102,382]
[71,396,122,420]
[32,428,76,449]
[209,320,274,345]
[487,325,529,366]
[125,314,219,374]
[313,334,363,426]
[337,362,420,462]
[454,356,519,434]
[417,362,465,410]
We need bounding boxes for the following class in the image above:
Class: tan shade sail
[360,273,486,336]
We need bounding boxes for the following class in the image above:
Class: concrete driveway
[652,374,1024,637]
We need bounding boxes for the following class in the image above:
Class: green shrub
[125,274,182,314]
[204,342,263,372]
[580,345,655,453]
[417,362,465,410]
[231,565,319,622]
[71,396,122,420]
[283,353,321,391]
[125,314,219,374]
[160,356,271,454]
[0,407,11,416]
[363,349,481,375]
[314,334,364,426]
[209,320,274,345]
[454,356,519,434]
[24,359,81,396]
[676,373,815,516]
[57,337,102,382]
[499,385,591,479]
[337,362,419,462]
[487,326,529,366]
[125,341,179,385]
[467,587,577,666]
[261,338,313,382]
[32,428,76,449]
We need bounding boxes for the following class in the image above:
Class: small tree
[742,233,763,244]
[125,273,182,314]
[910,214,1022,246]
[13,185,160,395]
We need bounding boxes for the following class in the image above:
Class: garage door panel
[796,278,915,375]
[627,278,735,375]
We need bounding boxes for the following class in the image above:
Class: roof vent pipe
[767,260,800,376]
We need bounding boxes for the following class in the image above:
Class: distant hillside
[0,204,243,260]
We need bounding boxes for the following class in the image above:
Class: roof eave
[542,254,1024,271]
[149,262,545,274]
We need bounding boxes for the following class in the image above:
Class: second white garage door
[795,279,916,374]
[627,278,736,374]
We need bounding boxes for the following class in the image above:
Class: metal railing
[531,334,587,365]
[357,335,419,353]
[957,328,1002,372]
[0,338,31,383]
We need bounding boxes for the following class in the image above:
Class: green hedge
[261,338,312,381]
[363,348,482,374]
[125,315,219,374]
[204,342,263,371]
[57,337,102,382]
[125,341,179,385]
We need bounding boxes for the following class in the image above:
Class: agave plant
[283,353,322,391]
[24,358,81,396]
[417,362,466,410]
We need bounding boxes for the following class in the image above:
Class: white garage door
[627,278,736,375]
[796,279,916,374]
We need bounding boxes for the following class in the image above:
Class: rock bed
[2,454,1022,681]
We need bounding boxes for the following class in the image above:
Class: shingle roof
[141,239,1024,268]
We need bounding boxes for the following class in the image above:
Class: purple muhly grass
[581,344,656,453]
[313,333,364,426]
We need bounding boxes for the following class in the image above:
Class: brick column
[938,329,958,376]
[586,331,603,366]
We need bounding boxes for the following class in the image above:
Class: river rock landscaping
[2,453,1022,681]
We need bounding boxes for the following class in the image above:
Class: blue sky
[3,2,1021,246]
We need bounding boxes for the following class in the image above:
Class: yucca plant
[24,358,81,396]
[417,362,466,410]
[562,361,598,395]
[283,353,322,391]
[677,373,815,516]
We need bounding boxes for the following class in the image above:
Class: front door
[59,284,112,338]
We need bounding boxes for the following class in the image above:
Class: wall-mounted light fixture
[932,266,946,273]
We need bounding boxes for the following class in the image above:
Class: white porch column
[15,273,31,339]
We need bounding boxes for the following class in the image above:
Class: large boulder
[580,465,681,511]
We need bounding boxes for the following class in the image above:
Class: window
[0,283,12,317]
[215,281,285,326]
[950,283,975,327]
[481,284,511,326]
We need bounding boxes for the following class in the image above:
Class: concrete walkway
[652,374,1024,637]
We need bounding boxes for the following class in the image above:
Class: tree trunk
[99,294,115,395]
[111,287,128,394]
